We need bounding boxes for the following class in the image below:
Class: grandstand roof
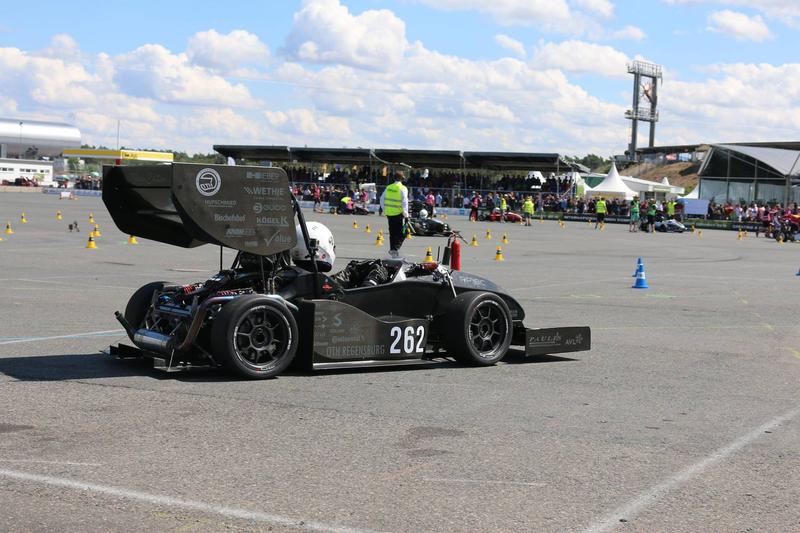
[700,144,800,178]
[214,145,573,172]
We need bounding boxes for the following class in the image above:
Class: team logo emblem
[196,168,221,196]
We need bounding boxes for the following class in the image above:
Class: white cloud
[462,99,519,122]
[664,0,800,26]
[707,10,772,40]
[418,0,572,27]
[572,0,614,18]
[608,25,647,40]
[494,34,527,58]
[532,40,630,77]
[187,29,269,73]
[114,44,254,106]
[284,0,408,71]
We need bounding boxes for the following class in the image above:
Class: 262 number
[389,326,425,355]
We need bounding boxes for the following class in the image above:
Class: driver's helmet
[291,221,335,272]
[419,208,428,219]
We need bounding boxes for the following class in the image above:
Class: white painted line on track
[583,405,800,533]
[0,468,377,533]
[0,459,102,466]
[0,329,124,345]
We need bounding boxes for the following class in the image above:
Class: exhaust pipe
[115,310,175,355]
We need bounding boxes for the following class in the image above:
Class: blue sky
[1,0,798,155]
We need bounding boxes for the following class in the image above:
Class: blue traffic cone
[633,257,643,277]
[632,261,649,289]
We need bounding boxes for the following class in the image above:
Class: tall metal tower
[625,60,663,160]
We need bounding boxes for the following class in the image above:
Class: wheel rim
[468,300,509,358]
[233,305,293,370]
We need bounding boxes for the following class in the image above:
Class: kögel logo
[196,168,221,197]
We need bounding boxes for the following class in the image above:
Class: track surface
[1,194,799,532]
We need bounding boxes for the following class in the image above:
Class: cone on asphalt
[697,229,703,238]
[365,224,371,234]
[633,257,643,277]
[378,229,384,238]
[737,230,743,241]
[88,213,95,224]
[4,222,13,235]
[424,247,434,262]
[485,229,492,239]
[127,235,138,245]
[20,213,27,223]
[632,260,649,289]
[86,235,97,249]
[690,224,695,233]
[56,211,62,220]
[501,234,509,244]
[494,246,505,261]
[352,220,358,229]
[600,222,606,231]
[375,235,383,246]
[92,224,101,237]
[470,234,479,247]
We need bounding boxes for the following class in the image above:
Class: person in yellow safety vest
[595,196,607,229]
[522,195,534,226]
[499,193,508,223]
[340,195,353,214]
[666,199,676,220]
[380,171,409,258]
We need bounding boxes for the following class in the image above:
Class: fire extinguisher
[444,233,461,271]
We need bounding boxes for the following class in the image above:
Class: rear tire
[444,292,512,365]
[211,295,298,379]
[124,281,168,329]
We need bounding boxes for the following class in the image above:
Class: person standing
[499,193,508,223]
[522,195,534,226]
[629,196,640,232]
[380,171,409,258]
[646,200,657,233]
[666,198,676,220]
[469,191,480,221]
[594,196,607,229]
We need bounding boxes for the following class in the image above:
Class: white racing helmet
[291,221,335,272]
[419,208,428,219]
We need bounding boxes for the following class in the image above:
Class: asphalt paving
[1,192,799,532]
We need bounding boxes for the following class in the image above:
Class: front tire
[444,292,512,365]
[211,295,298,379]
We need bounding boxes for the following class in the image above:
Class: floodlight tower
[625,60,663,161]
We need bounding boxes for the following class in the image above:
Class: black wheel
[211,295,298,379]
[443,292,512,365]
[124,281,168,329]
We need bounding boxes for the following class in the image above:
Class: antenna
[624,60,663,162]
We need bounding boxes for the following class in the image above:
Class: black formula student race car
[103,164,590,379]
[406,200,453,237]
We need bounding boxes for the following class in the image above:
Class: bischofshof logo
[196,168,221,197]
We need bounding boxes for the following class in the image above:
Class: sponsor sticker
[196,168,221,197]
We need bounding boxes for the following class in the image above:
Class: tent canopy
[585,163,636,200]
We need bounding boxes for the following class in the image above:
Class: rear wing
[102,163,297,255]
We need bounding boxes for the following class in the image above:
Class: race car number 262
[389,325,425,355]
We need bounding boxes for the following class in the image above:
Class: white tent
[660,176,670,186]
[681,186,699,199]
[586,163,636,200]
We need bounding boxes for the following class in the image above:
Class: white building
[0,157,55,186]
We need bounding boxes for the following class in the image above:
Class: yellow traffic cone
[365,224,371,234]
[587,219,591,226]
[378,229,384,238]
[86,235,97,249]
[737,230,743,241]
[743,231,748,238]
[600,222,605,231]
[20,213,27,223]
[4,222,13,235]
[92,224,101,237]
[442,213,448,220]
[88,213,95,224]
[697,230,702,238]
[56,211,62,220]
[494,246,505,261]
[424,247,434,262]
[690,224,695,233]
[127,235,138,245]
[501,234,509,244]
[375,235,383,246]
[470,234,479,247]
[485,229,492,239]
[352,220,358,230]
[779,235,785,245]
